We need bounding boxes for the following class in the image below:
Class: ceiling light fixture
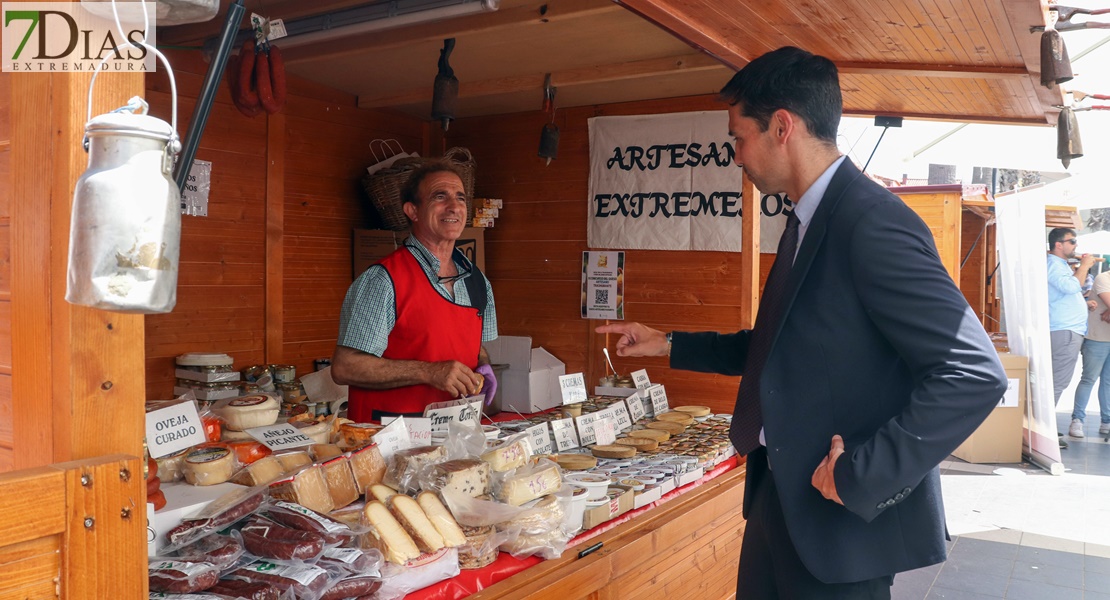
[251,0,500,51]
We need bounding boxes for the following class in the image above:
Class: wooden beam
[358,53,724,109]
[740,172,759,331]
[835,62,1027,79]
[1000,0,1067,124]
[284,0,621,65]
[842,108,1050,126]
[158,0,372,45]
[11,62,146,466]
[613,0,749,71]
[265,113,285,363]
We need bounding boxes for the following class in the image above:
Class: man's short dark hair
[718,46,842,144]
[1049,227,1077,248]
[401,161,465,206]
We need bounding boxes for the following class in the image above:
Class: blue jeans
[1072,339,1110,424]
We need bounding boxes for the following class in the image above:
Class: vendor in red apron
[331,161,498,423]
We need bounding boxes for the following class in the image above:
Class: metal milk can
[66,97,182,313]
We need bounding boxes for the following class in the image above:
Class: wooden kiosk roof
[160,0,1063,125]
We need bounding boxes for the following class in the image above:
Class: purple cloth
[475,364,498,407]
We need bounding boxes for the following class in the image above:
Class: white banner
[588,111,793,252]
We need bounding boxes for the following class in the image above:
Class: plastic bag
[226,559,338,600]
[366,139,415,177]
[169,533,244,571]
[148,559,221,594]
[163,484,268,553]
[444,419,487,460]
[496,492,571,560]
[372,548,460,600]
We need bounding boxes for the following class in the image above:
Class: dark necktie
[729,212,800,455]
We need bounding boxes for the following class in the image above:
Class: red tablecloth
[406,455,741,600]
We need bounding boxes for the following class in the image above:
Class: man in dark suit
[597,47,1007,598]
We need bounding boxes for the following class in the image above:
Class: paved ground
[892,413,1110,599]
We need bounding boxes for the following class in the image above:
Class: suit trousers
[736,448,893,599]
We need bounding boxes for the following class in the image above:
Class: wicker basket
[362,148,477,231]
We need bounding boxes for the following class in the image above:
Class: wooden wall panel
[961,211,990,327]
[0,72,10,471]
[448,95,768,415]
[143,50,424,398]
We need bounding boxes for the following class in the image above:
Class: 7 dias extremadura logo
[2,2,157,73]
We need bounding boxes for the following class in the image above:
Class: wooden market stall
[0,0,1067,596]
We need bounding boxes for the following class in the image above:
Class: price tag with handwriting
[559,373,588,405]
[525,423,553,455]
[648,384,670,415]
[575,412,599,446]
[594,417,617,446]
[631,369,652,389]
[372,417,412,461]
[550,418,580,451]
[383,416,433,446]
[625,391,646,422]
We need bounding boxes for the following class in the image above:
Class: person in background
[331,162,498,423]
[1070,265,1110,439]
[598,46,1006,599]
[1047,227,1097,448]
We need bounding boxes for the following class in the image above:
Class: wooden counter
[471,464,745,600]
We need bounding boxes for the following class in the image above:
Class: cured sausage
[255,50,278,115]
[166,487,264,548]
[317,547,379,573]
[208,579,281,600]
[228,562,330,598]
[148,560,220,594]
[227,54,262,118]
[174,534,244,571]
[265,501,353,545]
[265,44,286,113]
[237,40,261,112]
[321,576,382,600]
[240,516,326,561]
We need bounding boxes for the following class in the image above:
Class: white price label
[594,417,617,446]
[385,416,433,446]
[424,400,482,433]
[559,373,589,405]
[625,391,646,422]
[525,423,553,455]
[145,400,206,458]
[248,423,315,451]
[631,369,652,389]
[575,412,599,446]
[612,403,632,431]
[372,416,412,461]
[550,418,580,451]
[648,384,670,415]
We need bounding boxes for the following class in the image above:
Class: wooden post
[740,171,760,329]
[265,112,286,363]
[9,32,146,467]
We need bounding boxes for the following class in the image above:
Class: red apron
[347,247,483,422]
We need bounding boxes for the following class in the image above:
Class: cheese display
[274,451,313,472]
[388,494,445,554]
[348,444,386,494]
[231,455,286,486]
[310,443,344,462]
[615,437,658,451]
[645,421,686,435]
[321,456,359,509]
[417,491,466,547]
[363,500,421,564]
[339,422,381,449]
[627,428,670,442]
[673,405,712,418]
[268,465,335,514]
[431,459,491,498]
[498,461,562,506]
[182,444,237,486]
[293,419,330,445]
[155,449,189,483]
[551,454,597,471]
[214,394,280,431]
[480,437,530,472]
[654,411,694,426]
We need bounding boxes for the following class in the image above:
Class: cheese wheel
[591,444,637,459]
[220,428,256,442]
[339,422,381,449]
[231,455,286,487]
[673,405,712,417]
[552,454,597,471]
[646,421,686,435]
[155,448,189,483]
[628,429,670,442]
[182,444,237,486]
[216,394,280,431]
[416,491,466,547]
[294,419,330,444]
[615,436,658,451]
[363,501,420,564]
[655,411,695,425]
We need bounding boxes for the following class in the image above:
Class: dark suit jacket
[671,160,1007,584]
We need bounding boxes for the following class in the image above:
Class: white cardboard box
[486,336,566,414]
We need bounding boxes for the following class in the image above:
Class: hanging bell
[538,122,560,165]
[67,95,182,313]
[1057,106,1083,169]
[1040,29,1074,87]
[431,38,459,131]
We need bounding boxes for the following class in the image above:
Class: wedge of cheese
[480,437,530,472]
[268,465,335,514]
[498,461,562,506]
[363,500,420,564]
[431,459,491,498]
[388,494,445,554]
[369,483,398,505]
[417,491,466,547]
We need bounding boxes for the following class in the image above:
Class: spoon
[603,347,617,375]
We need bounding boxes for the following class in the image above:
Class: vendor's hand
[475,364,498,407]
[1080,253,1098,269]
[1102,308,1110,323]
[811,435,845,505]
[1089,300,1098,312]
[426,361,483,399]
[595,322,668,357]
